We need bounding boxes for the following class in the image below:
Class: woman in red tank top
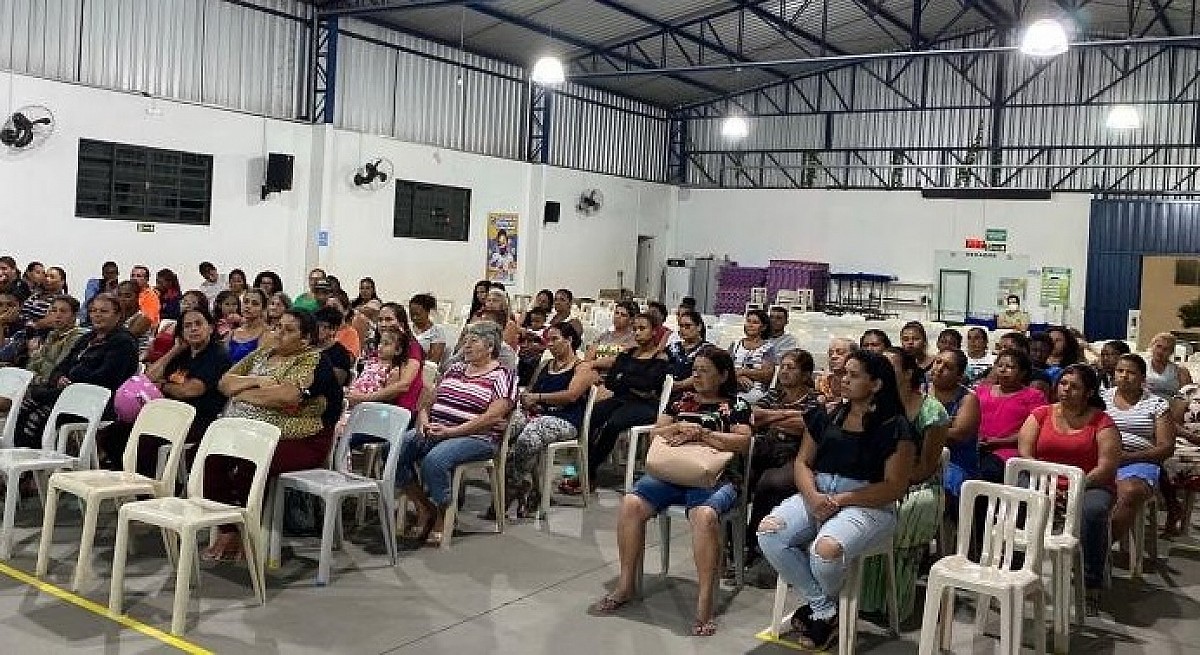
[1017,364,1120,611]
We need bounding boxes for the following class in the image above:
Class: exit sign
[136,223,155,233]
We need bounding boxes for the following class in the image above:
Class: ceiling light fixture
[530,56,566,85]
[1019,19,1070,57]
[721,115,749,139]
[1105,104,1141,130]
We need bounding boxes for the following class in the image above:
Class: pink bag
[114,374,163,423]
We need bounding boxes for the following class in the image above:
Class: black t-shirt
[605,350,669,403]
[164,340,232,431]
[812,406,916,483]
[321,342,354,385]
[311,354,345,428]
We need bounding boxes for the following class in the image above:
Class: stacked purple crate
[714,264,766,314]
[766,260,830,307]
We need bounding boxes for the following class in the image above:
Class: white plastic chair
[1130,493,1159,579]
[0,368,35,449]
[918,480,1050,655]
[268,403,410,585]
[612,375,674,476]
[108,417,281,636]
[539,386,597,519]
[763,535,900,655]
[621,427,761,595]
[1002,457,1085,653]
[36,399,196,590]
[0,383,111,559]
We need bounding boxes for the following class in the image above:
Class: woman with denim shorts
[757,350,916,650]
[1101,353,1174,549]
[592,346,751,637]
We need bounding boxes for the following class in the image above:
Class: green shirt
[293,293,319,313]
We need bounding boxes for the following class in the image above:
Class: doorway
[937,269,972,324]
[635,235,655,298]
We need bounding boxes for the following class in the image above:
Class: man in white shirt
[198,261,226,307]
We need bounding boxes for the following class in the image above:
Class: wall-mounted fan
[1,105,55,153]
[353,158,394,191]
[576,188,604,215]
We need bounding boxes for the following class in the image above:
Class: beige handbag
[644,436,733,489]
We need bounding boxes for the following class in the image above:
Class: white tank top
[1145,360,1180,399]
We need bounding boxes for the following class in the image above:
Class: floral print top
[665,392,753,486]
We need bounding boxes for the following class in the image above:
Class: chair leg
[490,465,504,533]
[35,486,61,577]
[375,489,396,565]
[162,529,178,567]
[917,581,945,655]
[1033,585,1048,654]
[1132,502,1145,579]
[108,513,131,616]
[441,468,464,551]
[539,451,553,521]
[0,471,22,560]
[883,550,900,636]
[840,558,862,655]
[239,524,265,605]
[269,482,286,568]
[658,515,671,580]
[578,447,590,508]
[974,591,990,633]
[170,528,196,636]
[1072,550,1085,626]
[317,494,338,586]
[732,516,746,590]
[998,592,1015,655]
[71,497,101,591]
[938,587,956,652]
[769,576,790,638]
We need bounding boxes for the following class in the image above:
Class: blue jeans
[394,430,497,506]
[757,473,897,620]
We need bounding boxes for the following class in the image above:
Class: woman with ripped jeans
[757,350,916,650]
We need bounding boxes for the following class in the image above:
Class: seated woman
[964,327,995,384]
[226,288,268,364]
[346,327,424,418]
[13,294,139,448]
[1017,364,1120,608]
[586,312,670,490]
[899,321,935,381]
[936,329,962,353]
[212,290,242,339]
[757,350,916,650]
[209,308,343,561]
[586,300,639,370]
[515,306,550,386]
[519,289,554,328]
[977,348,1047,483]
[111,305,232,475]
[24,296,88,387]
[729,309,776,404]
[409,293,448,366]
[394,320,515,547]
[861,348,949,622]
[314,306,355,387]
[928,349,981,520]
[504,322,596,516]
[324,293,362,360]
[593,346,751,636]
[548,288,585,338]
[155,268,183,322]
[144,290,207,363]
[858,329,891,355]
[116,281,153,357]
[350,276,382,345]
[252,270,284,298]
[665,309,713,394]
[747,349,827,580]
[1102,354,1173,550]
[1096,339,1131,389]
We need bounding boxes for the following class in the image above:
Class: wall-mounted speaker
[262,152,295,200]
[543,200,561,224]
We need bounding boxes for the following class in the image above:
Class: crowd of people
[1,255,1196,646]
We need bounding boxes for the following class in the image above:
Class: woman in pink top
[976,349,1047,482]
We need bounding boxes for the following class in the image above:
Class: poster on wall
[997,278,1027,306]
[1040,267,1071,307]
[486,212,519,284]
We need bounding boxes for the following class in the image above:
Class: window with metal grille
[75,139,213,225]
[393,179,471,242]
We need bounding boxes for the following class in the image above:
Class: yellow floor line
[0,561,213,655]
[754,627,828,652]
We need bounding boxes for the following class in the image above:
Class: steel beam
[318,0,495,18]
[668,113,688,184]
[308,15,339,123]
[526,83,551,165]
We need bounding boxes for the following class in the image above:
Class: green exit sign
[985,228,1007,242]
[137,223,155,233]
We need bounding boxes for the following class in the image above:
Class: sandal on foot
[789,604,813,634]
[692,617,718,637]
[590,593,632,615]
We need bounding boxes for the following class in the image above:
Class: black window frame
[75,138,214,226]
[1176,258,1200,287]
[393,179,472,242]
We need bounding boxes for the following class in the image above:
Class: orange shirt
[138,287,161,326]
[336,324,361,359]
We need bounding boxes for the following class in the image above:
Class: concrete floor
[3,482,1200,654]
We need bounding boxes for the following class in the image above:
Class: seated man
[767,306,799,353]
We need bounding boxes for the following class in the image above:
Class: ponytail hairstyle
[1062,363,1105,410]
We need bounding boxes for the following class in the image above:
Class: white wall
[673,189,1091,326]
[0,74,314,293]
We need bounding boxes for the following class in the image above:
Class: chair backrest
[46,383,112,466]
[957,479,1050,573]
[122,398,196,490]
[656,374,675,415]
[0,368,34,449]
[187,418,281,527]
[578,385,599,443]
[333,402,412,479]
[1003,457,1085,539]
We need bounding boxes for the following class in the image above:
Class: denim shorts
[630,474,737,514]
[1117,461,1160,487]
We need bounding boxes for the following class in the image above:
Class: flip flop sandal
[590,594,632,615]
